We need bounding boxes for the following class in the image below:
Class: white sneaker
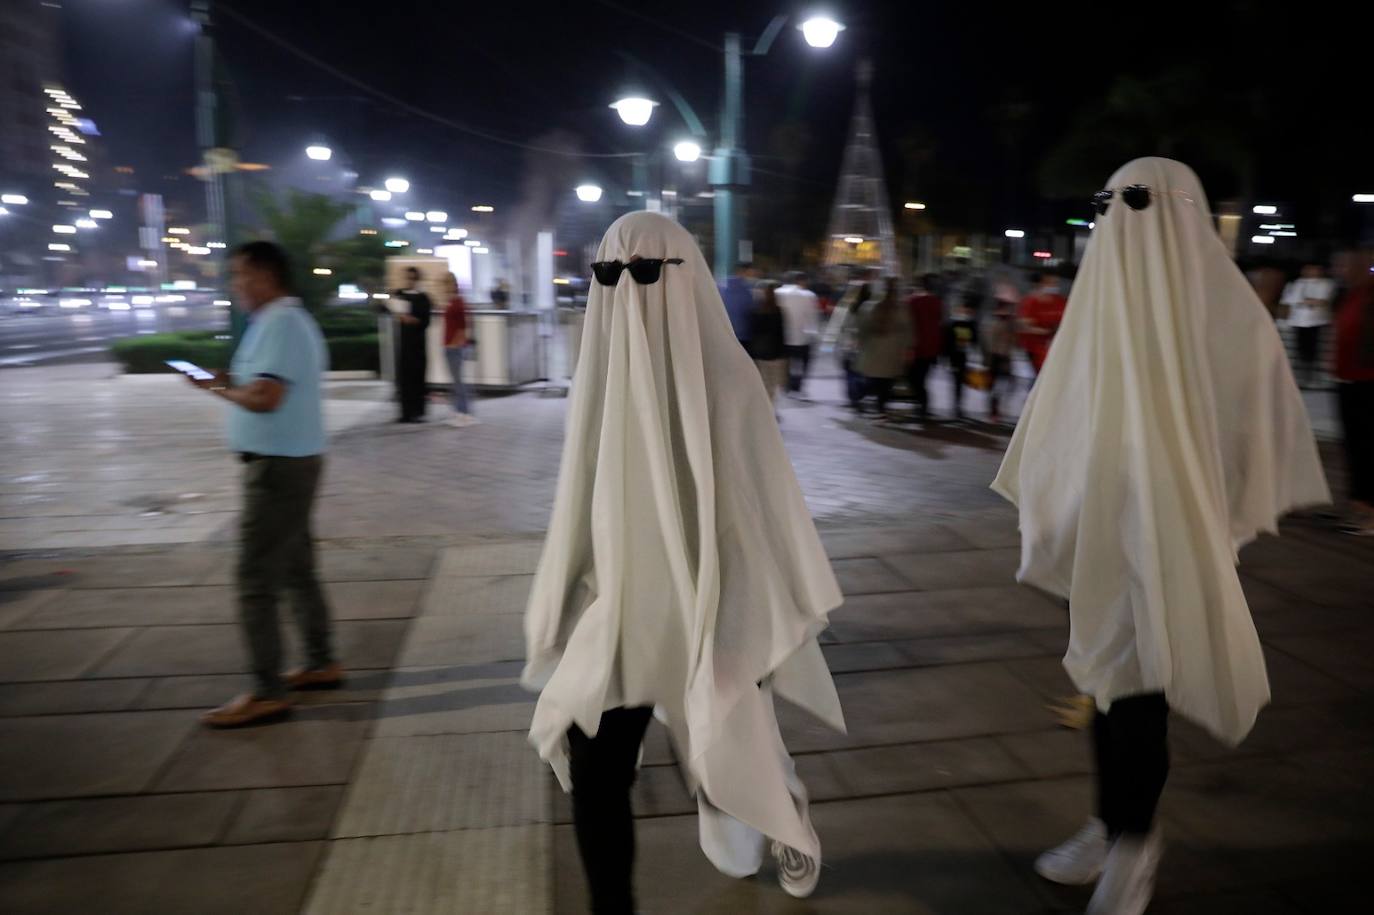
[446,413,478,428]
[1034,817,1109,885]
[1086,830,1163,915]
[770,840,819,899]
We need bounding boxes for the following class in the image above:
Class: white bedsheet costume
[523,211,845,871]
[994,157,1329,746]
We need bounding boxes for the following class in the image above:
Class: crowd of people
[719,259,1072,425]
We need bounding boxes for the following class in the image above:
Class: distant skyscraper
[823,60,900,276]
[0,1,61,193]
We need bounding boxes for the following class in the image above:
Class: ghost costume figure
[994,158,1329,915]
[523,212,845,912]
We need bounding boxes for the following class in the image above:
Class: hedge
[111,331,380,374]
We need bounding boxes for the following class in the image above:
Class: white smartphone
[165,359,215,382]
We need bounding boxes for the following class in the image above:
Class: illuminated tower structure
[822,60,900,276]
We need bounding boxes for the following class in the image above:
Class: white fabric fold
[993,157,1329,746]
[523,211,844,866]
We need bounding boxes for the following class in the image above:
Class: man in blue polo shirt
[188,240,342,728]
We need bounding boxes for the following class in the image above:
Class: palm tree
[252,189,356,312]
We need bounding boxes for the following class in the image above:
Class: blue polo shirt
[227,297,328,456]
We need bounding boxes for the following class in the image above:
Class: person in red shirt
[442,272,477,428]
[1331,247,1374,534]
[906,273,945,420]
[1018,271,1069,374]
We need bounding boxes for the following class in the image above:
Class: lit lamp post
[609,15,842,276]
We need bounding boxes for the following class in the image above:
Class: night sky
[61,0,1373,243]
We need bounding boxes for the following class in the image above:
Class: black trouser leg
[1296,326,1320,385]
[868,377,894,414]
[1339,381,1374,505]
[568,706,655,915]
[1093,692,1170,837]
[908,358,932,418]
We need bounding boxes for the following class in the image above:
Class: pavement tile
[820,640,912,673]
[153,703,371,792]
[995,728,1095,779]
[0,678,148,717]
[85,619,408,678]
[420,573,534,617]
[0,710,194,801]
[1265,632,1374,692]
[940,516,1023,550]
[557,792,1043,915]
[0,587,63,629]
[222,785,345,845]
[1161,757,1374,884]
[433,541,545,578]
[323,578,425,620]
[0,792,238,860]
[56,551,225,589]
[954,777,1244,907]
[826,587,1065,643]
[305,826,549,915]
[819,525,975,559]
[331,731,546,837]
[1147,890,1304,914]
[776,663,1052,753]
[820,736,1029,797]
[0,627,135,682]
[830,557,913,595]
[135,670,387,710]
[0,841,323,915]
[372,667,533,737]
[880,548,1023,592]
[395,614,525,667]
[14,585,234,629]
[897,630,1063,667]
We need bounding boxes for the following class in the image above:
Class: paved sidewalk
[0,361,1369,914]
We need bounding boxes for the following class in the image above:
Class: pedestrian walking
[856,277,910,419]
[831,274,873,409]
[748,280,788,410]
[524,212,845,914]
[906,273,944,420]
[1330,246,1374,535]
[1017,270,1068,375]
[775,272,820,396]
[943,301,980,419]
[980,294,1017,424]
[390,266,432,423]
[441,272,477,428]
[994,158,1329,915]
[1281,263,1336,388]
[186,241,343,728]
[719,262,758,348]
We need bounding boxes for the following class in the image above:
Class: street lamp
[426,210,447,223]
[384,177,409,194]
[89,209,112,219]
[1252,204,1278,215]
[904,201,927,210]
[1354,194,1374,204]
[576,184,604,203]
[1,194,28,205]
[611,96,658,127]
[798,15,845,48]
[1004,229,1026,238]
[673,140,702,163]
[369,189,392,202]
[305,145,332,161]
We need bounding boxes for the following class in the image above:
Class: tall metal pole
[709,33,750,279]
[192,0,241,342]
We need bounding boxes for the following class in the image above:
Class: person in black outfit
[747,281,788,409]
[567,706,655,913]
[943,303,980,419]
[391,267,432,422]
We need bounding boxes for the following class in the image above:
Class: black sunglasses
[1091,184,1154,215]
[591,258,684,286]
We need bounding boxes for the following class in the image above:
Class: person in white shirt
[1281,263,1337,388]
[774,272,821,397]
